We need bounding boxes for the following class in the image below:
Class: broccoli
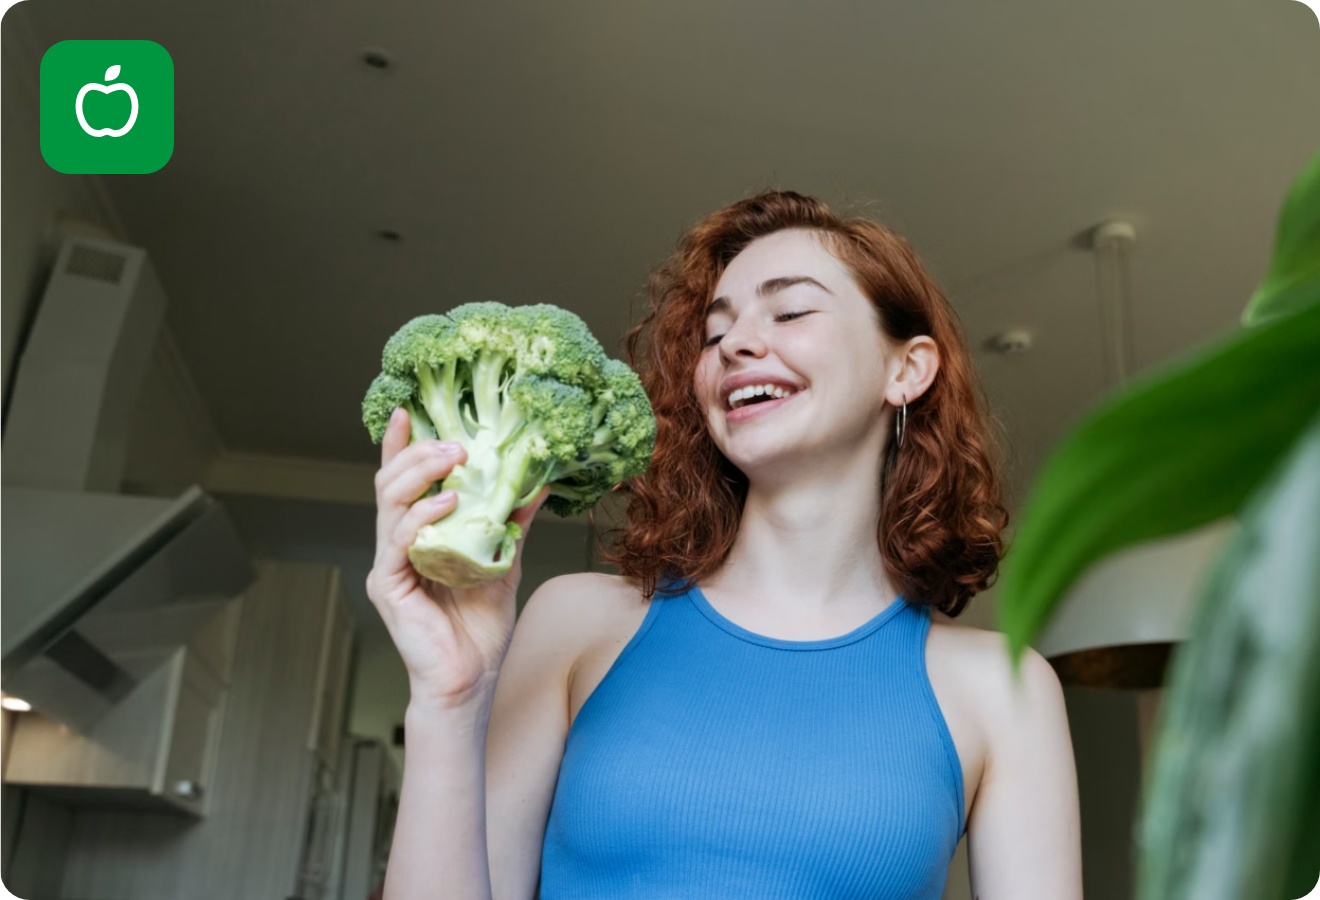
[362,302,656,588]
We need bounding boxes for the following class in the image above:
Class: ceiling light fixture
[987,328,1034,354]
[1091,219,1137,390]
[362,49,393,71]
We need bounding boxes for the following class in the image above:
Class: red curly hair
[596,189,1011,618]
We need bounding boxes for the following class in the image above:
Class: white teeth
[727,383,795,410]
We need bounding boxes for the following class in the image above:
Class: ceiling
[9,0,1320,514]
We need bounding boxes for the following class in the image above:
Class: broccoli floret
[362,302,656,588]
[514,303,610,390]
[362,373,433,444]
[543,467,620,518]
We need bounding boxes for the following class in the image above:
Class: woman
[367,190,1083,899]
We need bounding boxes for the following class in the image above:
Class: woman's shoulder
[522,571,650,623]
[518,572,651,671]
[521,572,654,728]
[924,609,1066,790]
[927,612,1075,845]
[926,611,1059,706]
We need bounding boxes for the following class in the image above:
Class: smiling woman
[368,188,1081,900]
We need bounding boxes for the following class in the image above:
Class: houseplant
[996,149,1320,900]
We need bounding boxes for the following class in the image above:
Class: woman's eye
[704,311,810,347]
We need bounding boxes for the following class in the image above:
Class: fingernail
[391,407,405,425]
[435,490,456,503]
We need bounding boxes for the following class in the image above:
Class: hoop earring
[895,394,907,450]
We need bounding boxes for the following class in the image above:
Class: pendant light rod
[1091,219,1138,390]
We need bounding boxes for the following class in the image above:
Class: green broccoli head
[362,302,655,588]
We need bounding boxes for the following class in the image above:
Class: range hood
[2,235,254,733]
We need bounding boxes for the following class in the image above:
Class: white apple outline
[75,64,139,138]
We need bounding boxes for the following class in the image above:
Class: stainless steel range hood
[2,235,254,733]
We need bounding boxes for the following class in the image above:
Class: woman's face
[693,228,898,476]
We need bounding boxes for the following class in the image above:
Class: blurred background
[2,0,1318,897]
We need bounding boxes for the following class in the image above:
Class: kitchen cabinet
[3,600,238,816]
[3,560,357,900]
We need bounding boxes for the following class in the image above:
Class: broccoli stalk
[362,303,655,588]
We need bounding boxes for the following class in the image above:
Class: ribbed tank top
[539,579,967,899]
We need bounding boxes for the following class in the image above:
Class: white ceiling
[12,0,1320,512]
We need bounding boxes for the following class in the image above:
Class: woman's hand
[365,407,550,711]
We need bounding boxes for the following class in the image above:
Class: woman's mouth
[725,388,803,423]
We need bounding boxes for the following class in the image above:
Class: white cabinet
[2,601,239,817]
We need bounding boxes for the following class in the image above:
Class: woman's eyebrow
[755,275,833,298]
[706,275,832,315]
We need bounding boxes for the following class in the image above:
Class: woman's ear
[888,336,940,406]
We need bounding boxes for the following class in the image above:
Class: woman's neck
[705,457,898,614]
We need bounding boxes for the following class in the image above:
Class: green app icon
[40,40,174,174]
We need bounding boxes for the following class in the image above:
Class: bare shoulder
[521,571,647,637]
[521,572,653,727]
[517,572,648,675]
[923,609,1067,820]
[925,607,1002,674]
[927,611,1063,725]
[524,570,646,609]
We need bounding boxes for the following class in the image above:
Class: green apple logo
[76,64,139,137]
[41,41,173,173]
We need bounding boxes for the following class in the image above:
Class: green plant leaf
[1242,148,1320,327]
[1134,408,1320,900]
[996,297,1320,663]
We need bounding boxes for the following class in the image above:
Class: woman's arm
[965,643,1084,899]
[485,574,594,899]
[384,574,584,900]
[391,696,501,900]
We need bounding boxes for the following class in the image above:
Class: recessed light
[362,49,394,71]
[1,696,32,712]
[986,329,1033,354]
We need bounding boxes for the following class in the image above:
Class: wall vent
[64,244,129,284]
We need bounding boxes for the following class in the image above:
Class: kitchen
[3,1,1317,898]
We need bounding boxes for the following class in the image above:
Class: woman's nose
[719,318,768,359]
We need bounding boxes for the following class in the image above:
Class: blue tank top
[539,579,967,899]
